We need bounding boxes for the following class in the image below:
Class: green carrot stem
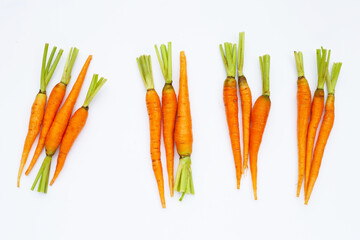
[45,49,63,87]
[294,51,304,78]
[174,156,194,201]
[137,55,154,90]
[220,42,237,78]
[155,42,172,84]
[317,47,330,89]
[327,62,342,94]
[238,32,245,77]
[31,155,52,193]
[61,47,79,85]
[82,74,107,108]
[45,47,57,74]
[259,54,270,96]
[40,43,49,93]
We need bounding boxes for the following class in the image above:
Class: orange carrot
[305,61,342,204]
[26,47,79,175]
[31,55,92,193]
[220,42,242,188]
[294,51,312,197]
[17,43,63,187]
[304,48,329,194]
[238,32,252,171]
[137,55,166,208]
[155,42,177,197]
[50,74,106,185]
[174,51,194,201]
[249,54,271,200]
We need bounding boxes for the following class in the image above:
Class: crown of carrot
[259,54,270,96]
[137,55,154,90]
[83,74,107,108]
[60,47,79,85]
[155,42,172,84]
[40,43,63,93]
[220,42,237,78]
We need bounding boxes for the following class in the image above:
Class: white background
[1,0,359,239]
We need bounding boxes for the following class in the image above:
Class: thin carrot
[31,55,92,193]
[50,74,107,185]
[238,32,252,171]
[155,42,177,197]
[220,42,242,188]
[305,61,342,204]
[304,48,329,195]
[26,47,79,175]
[249,54,271,200]
[294,51,312,197]
[17,43,63,187]
[174,51,195,201]
[137,55,166,208]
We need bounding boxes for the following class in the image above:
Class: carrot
[220,42,242,188]
[304,48,329,194]
[155,42,177,197]
[305,61,342,204]
[17,43,63,187]
[137,55,166,208]
[238,32,252,171]
[294,51,312,197]
[249,54,271,200]
[50,74,107,185]
[25,47,79,175]
[31,55,92,193]
[174,51,194,201]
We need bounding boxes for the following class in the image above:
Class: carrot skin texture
[249,95,270,200]
[50,107,88,185]
[45,56,92,155]
[17,92,47,187]
[162,84,177,197]
[223,77,242,188]
[238,75,252,171]
[305,95,334,204]
[25,82,67,175]
[304,89,324,194]
[146,89,166,208]
[296,77,312,196]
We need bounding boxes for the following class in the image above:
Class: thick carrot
[50,74,107,185]
[26,47,79,175]
[220,42,242,188]
[304,48,329,195]
[249,54,271,200]
[294,51,312,197]
[31,55,92,193]
[137,55,166,208]
[305,62,342,204]
[174,51,195,201]
[155,42,177,197]
[238,32,252,171]
[17,43,63,187]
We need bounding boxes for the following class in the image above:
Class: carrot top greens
[220,42,237,78]
[259,54,270,96]
[326,62,342,94]
[316,47,331,90]
[237,32,245,77]
[137,55,154,90]
[83,74,107,108]
[294,51,304,78]
[155,42,172,84]
[61,47,79,85]
[40,43,63,93]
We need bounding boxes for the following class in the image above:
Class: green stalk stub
[83,74,107,108]
[237,32,245,77]
[316,47,331,90]
[155,42,172,84]
[294,51,304,78]
[31,155,52,193]
[174,156,194,201]
[326,62,342,94]
[259,54,270,96]
[61,47,79,85]
[137,55,154,90]
[220,42,237,78]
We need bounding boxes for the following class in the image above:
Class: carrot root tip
[174,156,195,201]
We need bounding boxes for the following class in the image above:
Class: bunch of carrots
[137,43,194,208]
[220,33,271,199]
[17,43,107,193]
[295,48,342,204]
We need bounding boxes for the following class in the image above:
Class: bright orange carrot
[249,54,271,200]
[17,43,63,187]
[26,47,79,175]
[220,42,242,188]
[155,42,177,197]
[137,55,166,208]
[305,62,342,204]
[50,74,106,185]
[294,51,312,197]
[238,32,252,171]
[304,48,329,195]
[174,51,195,201]
[31,55,92,193]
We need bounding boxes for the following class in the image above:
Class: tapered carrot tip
[170,179,174,197]
[237,182,240,189]
[254,190,257,200]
